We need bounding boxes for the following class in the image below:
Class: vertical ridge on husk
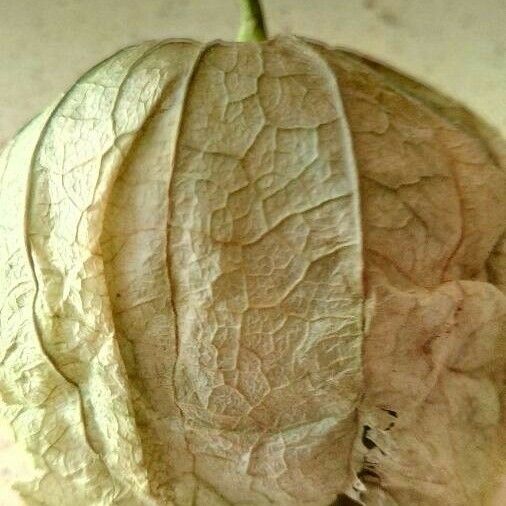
[100,40,208,504]
[25,40,167,505]
[0,40,205,505]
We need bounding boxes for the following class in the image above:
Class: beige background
[0,0,505,148]
[0,0,505,504]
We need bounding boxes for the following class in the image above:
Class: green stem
[237,0,267,42]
